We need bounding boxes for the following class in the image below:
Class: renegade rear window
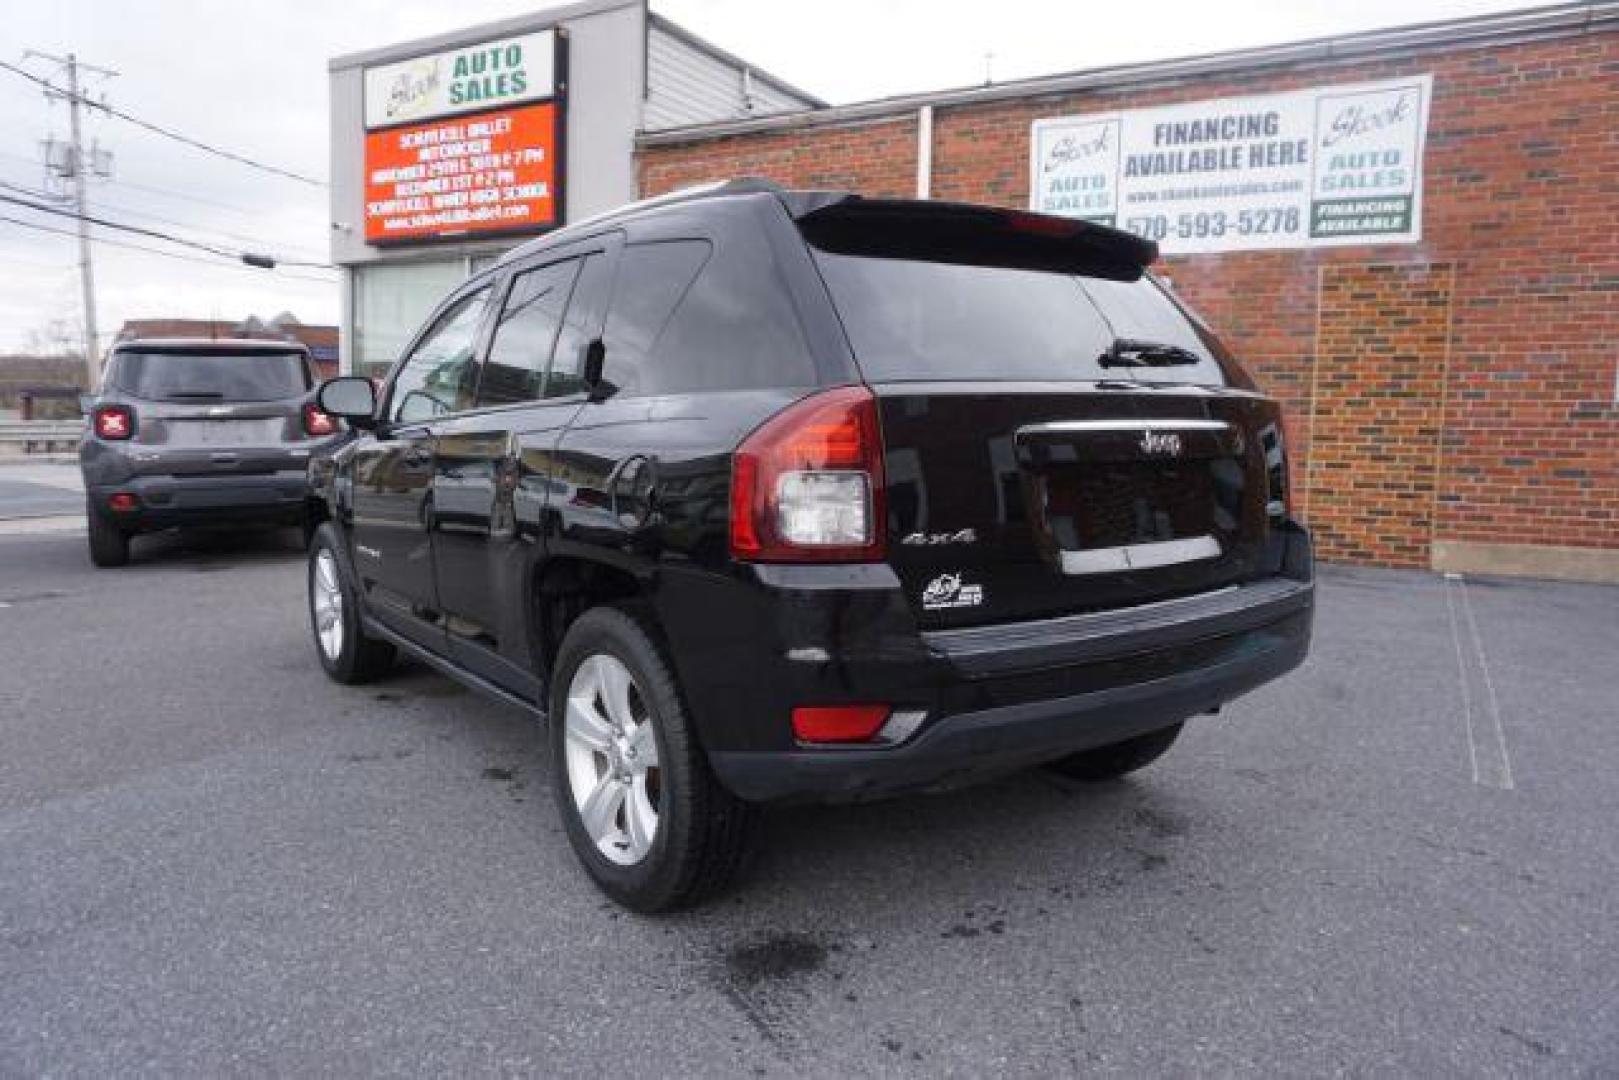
[811,253,1231,386]
[110,350,311,402]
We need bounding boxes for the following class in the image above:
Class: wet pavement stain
[715,932,835,1055]
[1497,1026,1554,1057]
[480,765,528,801]
[725,933,827,987]
[1132,806,1189,839]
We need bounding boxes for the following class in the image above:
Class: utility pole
[28,50,116,389]
[65,55,99,388]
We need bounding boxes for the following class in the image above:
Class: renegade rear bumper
[88,470,310,531]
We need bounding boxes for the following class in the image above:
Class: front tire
[308,523,395,684]
[86,503,130,568]
[550,607,760,912]
[1044,722,1184,781]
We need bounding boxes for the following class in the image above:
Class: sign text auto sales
[1030,74,1432,254]
[360,28,564,243]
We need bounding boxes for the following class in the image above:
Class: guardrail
[0,419,84,454]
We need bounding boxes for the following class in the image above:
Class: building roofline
[328,0,641,72]
[638,0,1618,146]
[646,11,828,109]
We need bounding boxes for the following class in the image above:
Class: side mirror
[317,376,379,429]
[582,338,618,403]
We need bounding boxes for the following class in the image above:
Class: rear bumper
[673,523,1315,804]
[710,603,1309,803]
[87,471,309,531]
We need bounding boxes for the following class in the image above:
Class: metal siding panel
[645,25,809,131]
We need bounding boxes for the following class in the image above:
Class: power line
[0,172,328,262]
[107,175,267,218]
[0,152,278,219]
[0,191,336,270]
[0,56,327,187]
[0,212,338,284]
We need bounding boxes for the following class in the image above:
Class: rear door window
[545,252,614,399]
[110,350,311,401]
[479,259,582,407]
[812,253,1229,386]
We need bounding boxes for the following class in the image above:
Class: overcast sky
[0,0,1557,354]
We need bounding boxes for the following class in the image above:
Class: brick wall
[638,28,1619,571]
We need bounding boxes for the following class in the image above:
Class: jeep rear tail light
[792,705,891,744]
[303,402,337,437]
[93,404,134,441]
[730,386,886,562]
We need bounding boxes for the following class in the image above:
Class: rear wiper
[1097,338,1201,368]
[164,390,225,399]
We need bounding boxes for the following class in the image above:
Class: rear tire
[1044,722,1184,781]
[308,523,395,684]
[550,606,760,912]
[86,503,130,568]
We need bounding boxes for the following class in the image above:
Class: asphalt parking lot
[1,513,1615,1075]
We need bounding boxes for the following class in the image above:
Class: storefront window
[352,259,474,379]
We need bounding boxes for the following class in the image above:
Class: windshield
[811,252,1235,386]
[110,350,311,402]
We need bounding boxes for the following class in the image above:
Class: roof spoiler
[793,197,1157,282]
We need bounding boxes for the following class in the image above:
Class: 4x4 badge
[922,572,984,611]
[902,528,978,546]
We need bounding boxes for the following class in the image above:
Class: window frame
[481,232,623,409]
[476,255,586,409]
[380,277,499,429]
[376,231,624,429]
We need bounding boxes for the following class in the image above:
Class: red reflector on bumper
[791,705,891,744]
[108,493,139,512]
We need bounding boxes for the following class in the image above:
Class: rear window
[812,253,1232,386]
[110,350,311,402]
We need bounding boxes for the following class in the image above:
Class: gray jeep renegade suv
[79,338,343,566]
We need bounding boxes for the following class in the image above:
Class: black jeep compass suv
[307,179,1314,911]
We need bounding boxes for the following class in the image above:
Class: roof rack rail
[499,178,803,265]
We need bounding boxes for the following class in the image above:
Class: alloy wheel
[312,549,345,662]
[563,653,661,866]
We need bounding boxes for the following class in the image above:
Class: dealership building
[327,0,818,377]
[332,1,1616,581]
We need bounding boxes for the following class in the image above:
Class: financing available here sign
[1030,74,1432,254]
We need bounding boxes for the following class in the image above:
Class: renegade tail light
[107,493,139,513]
[303,402,337,437]
[730,386,886,562]
[93,404,134,441]
[792,705,891,743]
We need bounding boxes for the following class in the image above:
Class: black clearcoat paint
[310,183,1314,801]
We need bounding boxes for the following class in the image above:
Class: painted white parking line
[0,514,86,536]
[0,461,85,492]
[1444,572,1515,790]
